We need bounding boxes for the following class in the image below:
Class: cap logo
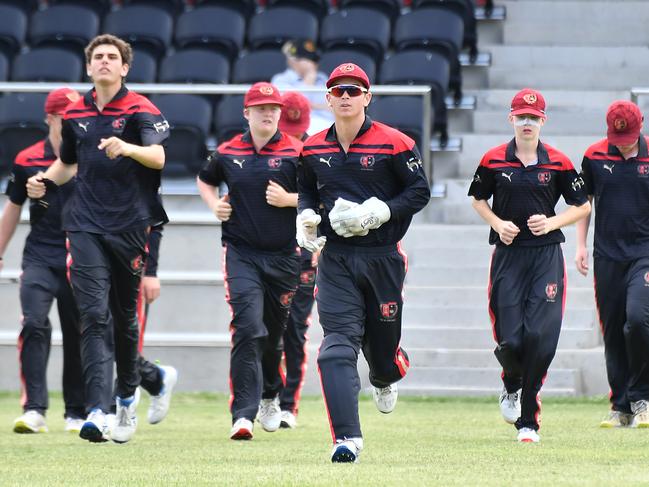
[259,86,274,95]
[339,63,355,73]
[522,93,537,105]
[614,118,627,131]
[287,108,301,121]
[304,40,316,52]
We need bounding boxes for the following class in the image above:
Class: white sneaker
[64,417,85,433]
[499,388,521,424]
[230,418,253,440]
[331,437,363,463]
[258,397,281,432]
[105,413,116,437]
[13,410,48,434]
[80,409,108,443]
[280,410,297,429]
[111,395,138,444]
[517,427,540,443]
[148,365,178,424]
[630,400,649,428]
[372,384,398,414]
[600,410,632,428]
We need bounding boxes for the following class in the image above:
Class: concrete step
[402,366,580,395]
[486,45,649,89]
[401,324,600,349]
[501,1,649,46]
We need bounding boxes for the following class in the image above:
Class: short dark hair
[84,34,133,66]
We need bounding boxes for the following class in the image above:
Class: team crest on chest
[537,171,551,185]
[267,158,282,169]
[545,282,558,302]
[112,118,126,131]
[637,164,649,177]
[360,155,375,169]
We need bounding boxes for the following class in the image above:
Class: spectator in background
[272,39,333,134]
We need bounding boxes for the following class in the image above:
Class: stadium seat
[175,6,245,61]
[158,49,230,84]
[336,0,401,21]
[0,5,27,58]
[214,95,246,143]
[265,0,329,18]
[393,8,464,103]
[103,6,173,60]
[232,49,286,84]
[0,92,48,176]
[412,0,478,61]
[0,51,8,81]
[46,0,113,16]
[379,50,450,146]
[320,8,391,63]
[194,0,256,19]
[11,48,83,82]
[368,96,431,151]
[29,5,100,55]
[247,7,319,50]
[150,94,212,177]
[127,49,157,83]
[319,49,377,84]
[0,0,39,14]
[121,0,186,15]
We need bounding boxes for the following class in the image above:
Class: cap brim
[607,130,640,146]
[245,100,284,108]
[510,108,546,119]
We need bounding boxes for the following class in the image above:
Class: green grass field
[1,392,648,486]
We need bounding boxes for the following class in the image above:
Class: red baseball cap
[510,88,546,119]
[606,100,643,146]
[326,63,370,89]
[44,87,80,115]
[244,82,284,108]
[279,91,310,137]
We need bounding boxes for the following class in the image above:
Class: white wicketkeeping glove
[329,198,361,238]
[296,209,326,252]
[329,197,391,237]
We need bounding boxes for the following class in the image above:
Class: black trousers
[488,244,565,431]
[18,264,84,419]
[594,256,649,413]
[279,251,316,415]
[223,243,299,422]
[316,242,409,441]
[67,230,146,413]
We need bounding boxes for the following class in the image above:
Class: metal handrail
[630,87,649,105]
[0,81,433,182]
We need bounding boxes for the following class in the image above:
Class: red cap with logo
[606,100,643,146]
[326,63,370,89]
[510,88,546,119]
[244,82,284,108]
[279,91,310,137]
[44,87,81,115]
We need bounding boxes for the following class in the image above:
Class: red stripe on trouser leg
[136,283,146,353]
[291,321,310,415]
[279,353,287,387]
[534,373,547,429]
[316,343,336,442]
[394,346,410,377]
[65,237,73,284]
[17,333,27,408]
[222,245,236,411]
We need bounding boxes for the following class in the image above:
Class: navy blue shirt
[468,138,588,247]
[5,139,74,269]
[198,130,302,252]
[581,135,649,261]
[298,116,430,247]
[59,86,169,233]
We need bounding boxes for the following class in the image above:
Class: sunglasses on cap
[327,85,368,97]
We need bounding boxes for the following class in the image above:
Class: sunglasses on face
[327,85,368,97]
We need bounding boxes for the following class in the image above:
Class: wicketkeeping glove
[329,197,391,237]
[329,198,360,238]
[296,209,326,252]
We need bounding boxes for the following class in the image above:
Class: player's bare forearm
[547,201,591,233]
[472,197,502,230]
[575,196,594,248]
[126,143,165,169]
[196,177,220,211]
[44,159,77,186]
[0,201,22,258]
